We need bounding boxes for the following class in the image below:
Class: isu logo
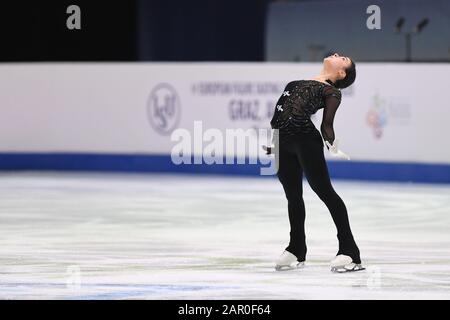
[146,83,181,135]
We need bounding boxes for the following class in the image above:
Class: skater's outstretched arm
[320,86,342,150]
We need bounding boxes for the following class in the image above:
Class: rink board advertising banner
[0,63,448,183]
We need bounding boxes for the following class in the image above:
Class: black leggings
[275,130,361,264]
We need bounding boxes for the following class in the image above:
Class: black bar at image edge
[0,300,445,318]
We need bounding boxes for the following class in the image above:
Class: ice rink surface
[0,172,449,300]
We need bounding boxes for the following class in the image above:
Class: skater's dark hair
[328,59,356,89]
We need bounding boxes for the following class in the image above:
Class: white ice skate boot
[275,250,305,271]
[330,254,365,273]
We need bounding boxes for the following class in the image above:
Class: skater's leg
[276,137,307,262]
[295,135,361,264]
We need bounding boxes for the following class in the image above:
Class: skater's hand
[262,145,273,155]
[325,139,351,160]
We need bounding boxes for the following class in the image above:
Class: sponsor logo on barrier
[366,93,388,139]
[147,83,181,135]
[366,93,411,139]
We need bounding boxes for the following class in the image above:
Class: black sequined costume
[270,79,342,146]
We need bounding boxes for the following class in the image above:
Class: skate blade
[275,262,305,271]
[331,264,365,273]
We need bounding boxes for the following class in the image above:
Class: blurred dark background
[1,2,138,61]
[1,0,448,62]
[0,0,269,62]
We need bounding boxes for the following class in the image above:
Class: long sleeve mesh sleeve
[320,86,342,149]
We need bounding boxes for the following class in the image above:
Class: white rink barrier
[0,63,448,183]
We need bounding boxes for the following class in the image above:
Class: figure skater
[264,52,364,273]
